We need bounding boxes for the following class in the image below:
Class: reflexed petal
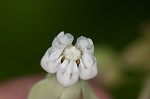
[52,32,74,49]
[57,60,79,87]
[76,36,94,54]
[82,52,94,68]
[48,49,63,61]
[60,33,74,45]
[79,57,97,80]
[41,48,63,73]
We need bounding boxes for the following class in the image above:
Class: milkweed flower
[28,31,98,99]
[41,31,97,87]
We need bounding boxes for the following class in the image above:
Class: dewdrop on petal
[41,31,97,87]
[28,31,98,99]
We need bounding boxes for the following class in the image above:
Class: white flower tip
[57,31,64,37]
[61,33,74,45]
[76,36,94,54]
[52,32,74,49]
[57,31,74,45]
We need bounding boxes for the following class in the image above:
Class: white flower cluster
[41,31,97,87]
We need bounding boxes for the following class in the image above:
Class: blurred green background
[0,0,150,99]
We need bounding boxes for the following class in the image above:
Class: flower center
[63,46,81,61]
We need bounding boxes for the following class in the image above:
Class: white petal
[76,36,94,54]
[48,49,63,61]
[60,33,73,45]
[52,32,74,49]
[57,31,64,37]
[40,48,63,73]
[47,57,62,73]
[57,60,79,87]
[79,56,97,80]
[82,52,94,68]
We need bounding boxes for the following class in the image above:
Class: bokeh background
[0,0,150,99]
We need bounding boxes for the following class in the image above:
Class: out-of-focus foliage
[122,21,150,71]
[138,75,150,99]
[95,46,124,88]
[94,21,150,99]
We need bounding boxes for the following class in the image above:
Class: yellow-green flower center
[63,46,81,61]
